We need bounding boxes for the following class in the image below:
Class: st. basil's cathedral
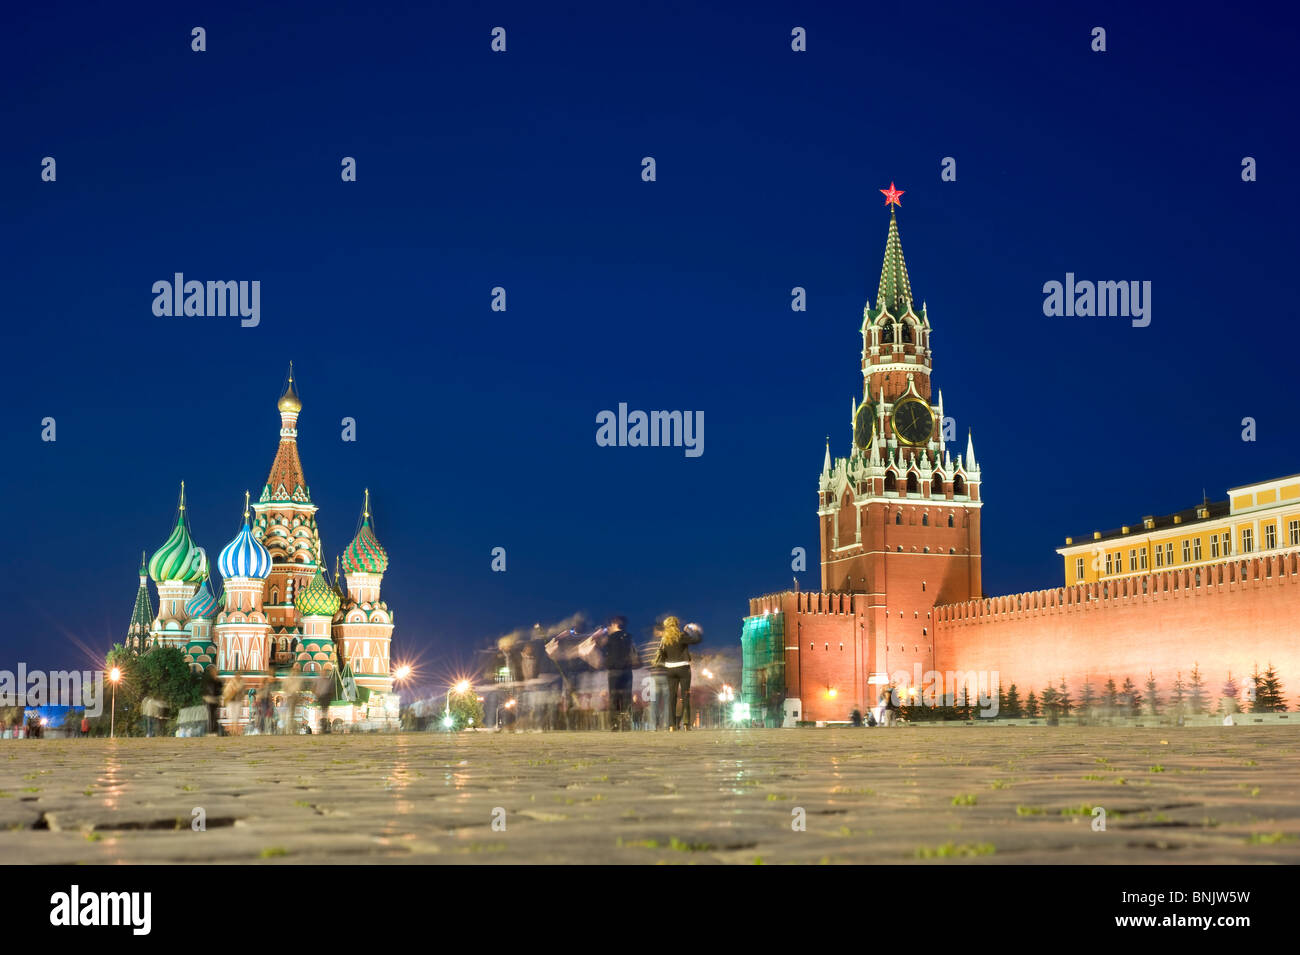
[121,367,398,725]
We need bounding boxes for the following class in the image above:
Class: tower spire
[874,199,913,316]
[265,364,310,503]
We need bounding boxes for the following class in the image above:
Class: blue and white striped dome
[185,576,218,618]
[218,516,272,580]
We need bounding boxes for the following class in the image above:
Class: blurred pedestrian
[222,673,244,735]
[314,671,333,734]
[282,664,303,734]
[605,616,638,731]
[652,617,702,731]
[202,665,222,735]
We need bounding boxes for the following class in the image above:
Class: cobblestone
[2,727,1298,864]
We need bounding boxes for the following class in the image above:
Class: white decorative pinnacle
[966,430,979,473]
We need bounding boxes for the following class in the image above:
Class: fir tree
[1250,663,1267,713]
[1025,690,1040,718]
[1261,663,1287,712]
[1004,683,1023,719]
[1188,663,1207,715]
[1171,671,1186,711]
[1144,671,1162,716]
[1220,672,1240,714]
[1057,677,1073,717]
[1121,677,1140,717]
[1103,678,1118,711]
[1039,685,1059,719]
[1078,679,1097,715]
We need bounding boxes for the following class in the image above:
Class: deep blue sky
[4,1,1297,678]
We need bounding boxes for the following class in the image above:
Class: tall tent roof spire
[874,204,914,316]
[264,365,310,503]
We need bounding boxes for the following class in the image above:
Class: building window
[1075,557,1085,580]
[1165,542,1173,565]
[1290,520,1300,547]
[1265,524,1277,549]
[1129,550,1137,571]
[1154,547,1164,568]
[1222,532,1232,556]
[947,514,954,527]
[895,512,902,525]
[1211,535,1220,559]
[1105,553,1113,574]
[1139,549,1148,570]
[1241,528,1254,553]
[1193,537,1202,560]
[922,513,929,526]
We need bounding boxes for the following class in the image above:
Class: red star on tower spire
[880,182,904,207]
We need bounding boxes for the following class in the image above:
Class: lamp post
[109,667,122,739]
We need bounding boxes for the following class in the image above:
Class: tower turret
[148,482,206,649]
[126,552,154,654]
[215,491,273,679]
[336,489,394,692]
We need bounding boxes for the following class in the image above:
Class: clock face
[853,401,875,450]
[892,397,934,446]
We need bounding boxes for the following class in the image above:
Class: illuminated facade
[124,367,398,727]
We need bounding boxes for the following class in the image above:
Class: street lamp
[109,666,122,739]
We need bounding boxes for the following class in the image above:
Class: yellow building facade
[1059,474,1300,586]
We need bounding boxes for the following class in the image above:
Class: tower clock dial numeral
[892,397,934,446]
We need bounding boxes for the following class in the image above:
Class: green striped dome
[342,517,388,574]
[148,514,206,584]
[295,568,341,617]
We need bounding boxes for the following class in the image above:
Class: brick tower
[745,187,984,722]
[818,188,982,693]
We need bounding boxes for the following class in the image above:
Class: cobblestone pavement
[2,727,1298,864]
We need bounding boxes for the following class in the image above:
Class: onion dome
[295,567,341,617]
[342,489,388,574]
[218,491,273,580]
[277,361,302,413]
[149,482,206,583]
[186,575,218,619]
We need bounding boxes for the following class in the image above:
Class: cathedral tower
[215,492,273,680]
[147,483,206,650]
[252,363,323,657]
[336,489,394,693]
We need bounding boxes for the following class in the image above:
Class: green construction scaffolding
[741,612,786,727]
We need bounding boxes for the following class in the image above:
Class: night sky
[5,1,1297,685]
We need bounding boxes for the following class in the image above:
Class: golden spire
[179,480,186,512]
[243,489,250,521]
[363,488,371,521]
[277,361,302,413]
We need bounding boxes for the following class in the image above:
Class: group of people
[849,687,902,728]
[199,662,338,736]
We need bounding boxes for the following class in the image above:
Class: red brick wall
[934,554,1300,701]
